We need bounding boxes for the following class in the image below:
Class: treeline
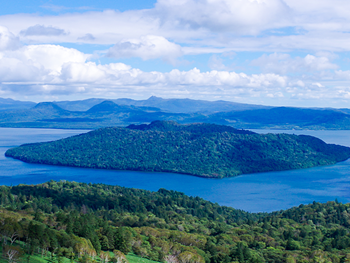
[2,181,350,262]
[6,121,350,178]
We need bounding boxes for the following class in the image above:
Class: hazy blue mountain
[0,97,36,111]
[87,100,161,114]
[54,96,269,113]
[112,96,270,113]
[0,102,71,124]
[339,108,350,115]
[2,98,350,130]
[211,107,350,129]
[32,102,71,115]
[0,100,188,129]
[54,98,107,111]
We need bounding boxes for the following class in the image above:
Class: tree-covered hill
[5,121,350,178]
[3,180,350,263]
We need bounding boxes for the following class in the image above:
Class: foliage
[2,181,350,262]
[6,121,350,178]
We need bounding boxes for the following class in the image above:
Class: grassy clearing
[0,245,159,263]
[126,253,160,263]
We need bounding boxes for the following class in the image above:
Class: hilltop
[5,121,350,178]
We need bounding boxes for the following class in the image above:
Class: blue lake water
[1,127,350,213]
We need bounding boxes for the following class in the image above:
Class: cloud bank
[107,35,183,64]
[1,1,350,107]
[20,25,67,36]
[0,40,348,107]
[1,0,350,51]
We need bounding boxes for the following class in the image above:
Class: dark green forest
[5,121,350,178]
[3,181,350,263]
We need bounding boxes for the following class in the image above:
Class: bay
[2,127,350,213]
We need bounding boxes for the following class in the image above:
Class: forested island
[5,121,350,178]
[2,180,350,263]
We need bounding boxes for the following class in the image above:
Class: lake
[2,127,350,213]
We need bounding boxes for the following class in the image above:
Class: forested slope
[5,121,350,178]
[2,181,350,263]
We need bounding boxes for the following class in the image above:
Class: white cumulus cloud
[0,26,21,51]
[107,35,183,64]
[0,43,289,100]
[251,53,338,75]
[155,0,291,34]
[0,44,89,82]
[1,0,350,53]
[1,44,350,107]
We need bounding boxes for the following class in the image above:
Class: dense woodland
[2,181,350,263]
[5,121,350,178]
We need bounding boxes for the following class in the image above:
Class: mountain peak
[127,120,254,134]
[87,101,120,112]
[31,102,67,115]
[147,96,163,102]
[86,100,142,113]
[33,102,64,111]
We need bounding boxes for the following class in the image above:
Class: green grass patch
[126,253,160,263]
[0,247,159,263]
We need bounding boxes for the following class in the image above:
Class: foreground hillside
[2,181,350,263]
[5,121,350,178]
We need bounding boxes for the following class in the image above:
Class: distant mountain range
[1,96,350,129]
[52,96,269,113]
[0,97,36,111]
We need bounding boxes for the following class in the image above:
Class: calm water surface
[1,127,350,213]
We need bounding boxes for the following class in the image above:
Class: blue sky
[0,0,157,15]
[1,0,350,108]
